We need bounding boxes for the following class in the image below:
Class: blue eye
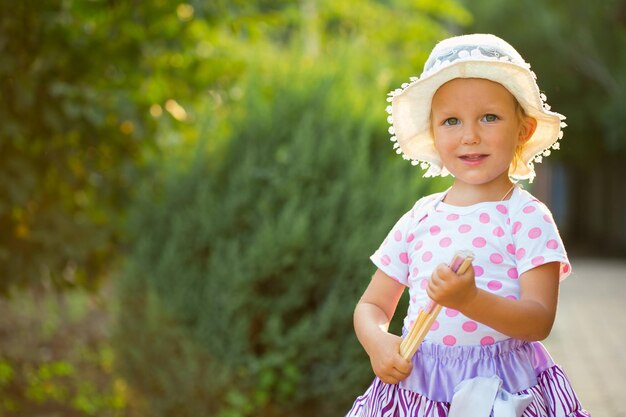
[443,117,459,126]
[483,114,498,122]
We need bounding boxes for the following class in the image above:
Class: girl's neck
[443,180,516,207]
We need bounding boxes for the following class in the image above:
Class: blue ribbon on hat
[448,376,533,417]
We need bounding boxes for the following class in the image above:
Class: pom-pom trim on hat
[386,34,566,183]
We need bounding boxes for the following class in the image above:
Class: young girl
[345,34,590,417]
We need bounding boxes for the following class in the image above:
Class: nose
[461,122,480,145]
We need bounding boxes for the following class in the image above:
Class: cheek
[432,129,446,150]
[433,136,455,160]
[433,140,445,160]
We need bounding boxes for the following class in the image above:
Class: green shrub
[113,53,448,416]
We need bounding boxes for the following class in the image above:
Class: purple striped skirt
[345,338,590,417]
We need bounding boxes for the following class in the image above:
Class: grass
[0,283,130,417]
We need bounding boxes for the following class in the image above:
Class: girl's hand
[367,331,413,385]
[354,268,412,384]
[427,262,478,311]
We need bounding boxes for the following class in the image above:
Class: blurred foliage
[5,0,624,416]
[0,0,237,294]
[114,2,462,416]
[0,288,126,416]
[114,56,447,417]
[3,0,623,294]
[462,0,626,164]
[0,0,469,295]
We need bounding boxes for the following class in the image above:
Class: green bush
[113,52,448,416]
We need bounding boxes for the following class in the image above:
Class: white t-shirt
[371,186,571,346]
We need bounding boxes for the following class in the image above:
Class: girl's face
[431,78,536,188]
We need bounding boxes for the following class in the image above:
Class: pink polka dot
[447,213,459,221]
[488,280,502,291]
[394,230,402,241]
[479,213,490,223]
[399,252,409,264]
[474,265,484,277]
[543,215,553,223]
[506,244,516,255]
[406,233,415,243]
[516,248,526,261]
[439,237,452,247]
[506,295,518,300]
[381,255,391,266]
[496,204,508,214]
[493,226,505,237]
[528,227,542,239]
[490,253,504,264]
[472,237,487,248]
[480,336,495,346]
[523,206,536,214]
[445,308,460,317]
[430,226,441,236]
[443,335,457,346]
[462,321,478,332]
[507,268,518,279]
[430,320,440,331]
[420,279,428,289]
[563,264,570,273]
[422,251,433,262]
[546,239,559,249]
[459,224,472,233]
[414,240,424,251]
[512,221,522,234]
[531,256,545,266]
[412,267,419,277]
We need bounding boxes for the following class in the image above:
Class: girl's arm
[427,262,560,341]
[354,268,413,384]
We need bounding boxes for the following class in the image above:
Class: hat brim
[391,60,564,180]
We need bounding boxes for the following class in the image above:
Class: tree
[113,1,469,415]
[0,0,475,294]
[115,56,449,417]
[0,1,238,294]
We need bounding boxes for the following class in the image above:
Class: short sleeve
[370,209,414,285]
[511,200,571,280]
[369,193,440,285]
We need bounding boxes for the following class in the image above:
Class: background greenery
[463,0,626,257]
[0,0,624,416]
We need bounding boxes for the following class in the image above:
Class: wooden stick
[399,250,474,360]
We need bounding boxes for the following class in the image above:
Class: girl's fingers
[428,264,447,292]
[438,263,455,279]
[380,375,399,385]
[429,266,441,287]
[381,368,410,385]
[396,357,413,375]
[377,356,413,384]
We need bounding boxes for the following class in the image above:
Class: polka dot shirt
[371,187,571,346]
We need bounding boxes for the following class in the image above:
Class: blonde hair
[511,100,533,174]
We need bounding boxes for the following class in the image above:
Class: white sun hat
[387,33,566,182]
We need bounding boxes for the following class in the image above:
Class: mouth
[459,154,488,165]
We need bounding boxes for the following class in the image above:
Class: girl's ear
[518,116,538,145]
